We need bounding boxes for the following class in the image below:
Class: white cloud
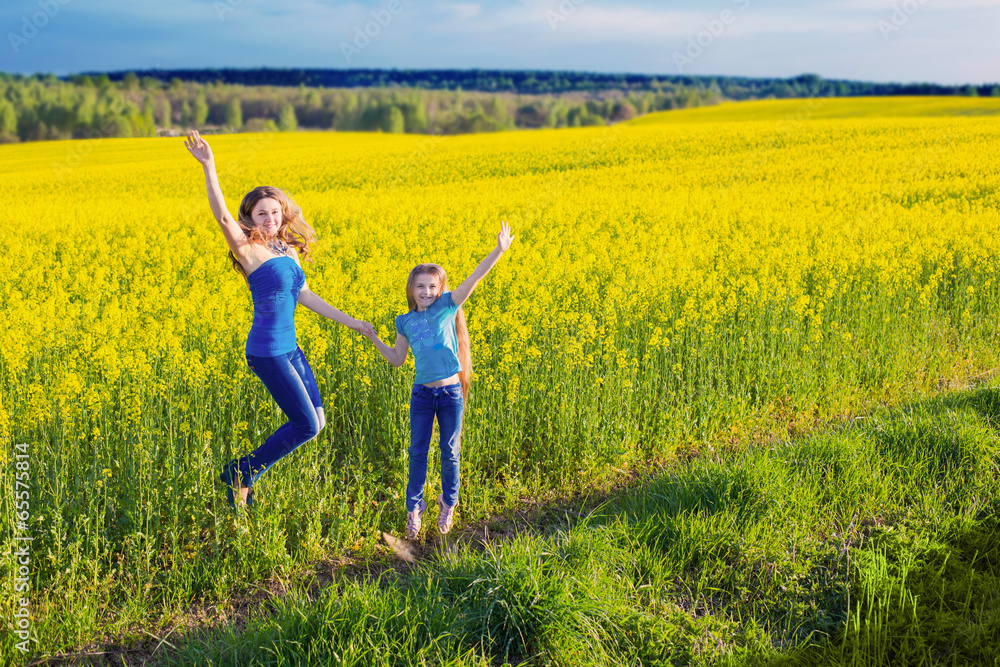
[533,6,692,39]
[732,13,873,36]
[444,3,484,21]
[819,0,1000,12]
[490,2,873,42]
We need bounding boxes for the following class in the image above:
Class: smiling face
[413,273,441,311]
[405,263,448,313]
[251,197,283,238]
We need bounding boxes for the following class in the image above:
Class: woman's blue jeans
[230,347,324,488]
[407,383,463,511]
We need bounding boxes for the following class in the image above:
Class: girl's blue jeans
[229,346,324,488]
[407,383,463,511]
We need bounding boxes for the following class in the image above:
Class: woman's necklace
[267,238,289,256]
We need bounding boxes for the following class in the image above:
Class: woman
[184,130,374,509]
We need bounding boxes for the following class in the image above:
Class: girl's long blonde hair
[229,186,317,279]
[406,264,472,400]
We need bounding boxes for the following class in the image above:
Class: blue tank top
[245,256,305,357]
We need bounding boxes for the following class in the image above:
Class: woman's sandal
[220,462,255,509]
[220,463,238,510]
[221,462,256,510]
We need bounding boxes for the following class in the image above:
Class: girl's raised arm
[184,130,249,260]
[451,220,515,307]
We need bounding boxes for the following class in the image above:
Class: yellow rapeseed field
[1,97,999,654]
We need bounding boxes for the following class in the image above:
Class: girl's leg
[436,384,464,508]
[406,385,435,512]
[235,350,322,488]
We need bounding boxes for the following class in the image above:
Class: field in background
[629,95,1000,124]
[2,97,999,662]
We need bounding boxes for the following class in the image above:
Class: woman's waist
[250,299,298,326]
[250,310,296,325]
[245,329,298,357]
[247,315,297,345]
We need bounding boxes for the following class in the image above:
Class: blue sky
[1,0,998,85]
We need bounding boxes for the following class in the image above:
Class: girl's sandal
[437,495,457,534]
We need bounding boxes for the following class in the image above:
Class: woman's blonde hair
[229,186,317,278]
[406,263,472,400]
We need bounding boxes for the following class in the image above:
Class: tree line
[97,68,1000,99]
[1,69,996,144]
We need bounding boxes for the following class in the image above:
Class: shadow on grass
[782,515,1000,667]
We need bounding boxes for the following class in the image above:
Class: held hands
[359,324,383,346]
[497,220,515,253]
[350,319,376,337]
[184,130,214,167]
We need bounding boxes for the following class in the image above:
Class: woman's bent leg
[236,350,321,487]
[289,346,326,431]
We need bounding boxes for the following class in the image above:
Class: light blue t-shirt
[395,291,462,385]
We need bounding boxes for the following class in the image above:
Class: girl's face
[252,197,283,238]
[413,273,442,311]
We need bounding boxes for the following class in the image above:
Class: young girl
[365,222,514,539]
[184,130,375,509]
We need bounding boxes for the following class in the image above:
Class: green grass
[628,96,1000,125]
[150,384,1000,666]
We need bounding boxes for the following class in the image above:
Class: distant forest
[97,68,998,98]
[1,68,996,144]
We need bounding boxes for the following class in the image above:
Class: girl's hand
[184,130,214,166]
[496,220,515,253]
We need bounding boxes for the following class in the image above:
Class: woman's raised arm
[184,130,249,258]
